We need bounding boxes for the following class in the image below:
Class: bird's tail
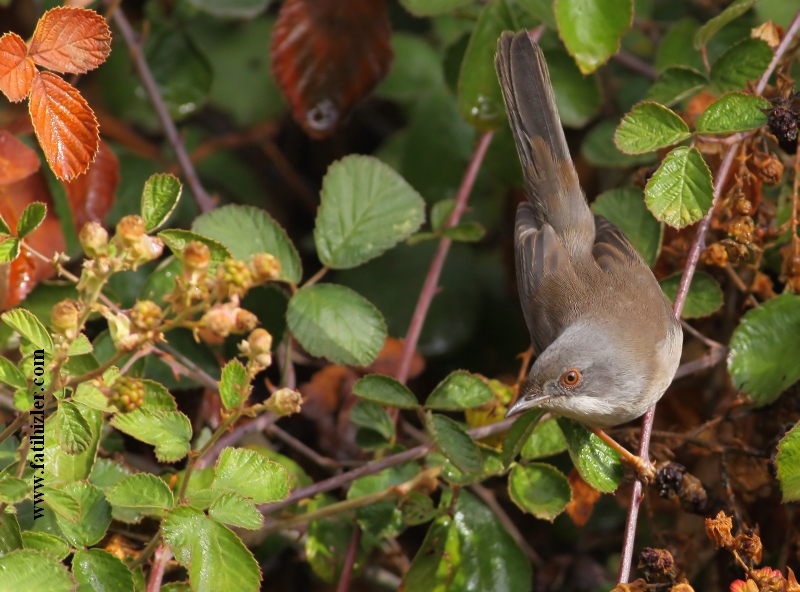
[495,31,593,241]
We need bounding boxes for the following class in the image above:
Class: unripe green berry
[109,377,145,412]
[78,222,108,258]
[130,300,162,331]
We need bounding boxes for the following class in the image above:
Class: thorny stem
[618,14,800,578]
[395,131,495,385]
[109,5,215,213]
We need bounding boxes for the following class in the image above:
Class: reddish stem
[336,525,362,592]
[395,131,494,385]
[110,6,215,213]
[145,541,172,592]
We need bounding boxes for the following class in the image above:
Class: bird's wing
[515,202,577,353]
[591,214,646,271]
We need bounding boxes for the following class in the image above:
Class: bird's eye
[559,369,582,389]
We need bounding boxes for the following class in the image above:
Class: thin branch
[755,9,800,95]
[258,417,516,516]
[617,143,738,584]
[196,411,276,469]
[337,526,362,592]
[266,423,341,472]
[109,6,215,213]
[612,51,658,79]
[395,131,495,384]
[145,541,172,592]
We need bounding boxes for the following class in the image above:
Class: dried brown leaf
[0,130,41,184]
[565,469,601,527]
[705,510,734,548]
[29,71,99,180]
[29,7,111,74]
[62,138,118,229]
[0,32,36,102]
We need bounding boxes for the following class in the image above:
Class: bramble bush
[0,1,799,591]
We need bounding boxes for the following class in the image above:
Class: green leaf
[402,490,531,592]
[581,120,657,169]
[141,174,182,233]
[517,0,557,29]
[72,548,134,592]
[398,0,473,16]
[0,476,29,504]
[0,358,27,389]
[556,0,633,75]
[287,284,386,366]
[544,49,602,128]
[710,38,772,93]
[614,103,691,155]
[0,237,20,263]
[304,496,365,583]
[20,532,69,561]
[350,400,395,441]
[42,486,81,522]
[776,422,800,501]
[315,155,425,269]
[186,0,270,19]
[656,18,705,73]
[508,463,571,521]
[660,271,724,319]
[557,418,623,493]
[72,382,115,413]
[43,405,102,485]
[644,66,708,107]
[1,308,54,353]
[696,92,770,134]
[140,379,177,411]
[54,482,112,546]
[424,371,494,410]
[521,417,568,460]
[501,408,546,467]
[728,293,800,406]
[208,492,264,530]
[347,464,419,537]
[219,360,249,411]
[211,447,289,504]
[430,199,456,231]
[0,550,75,592]
[458,0,517,130]
[0,214,10,235]
[66,334,93,356]
[0,510,22,555]
[426,412,482,475]
[55,401,93,455]
[15,203,46,239]
[645,146,713,229]
[162,506,261,592]
[111,409,192,463]
[352,373,419,409]
[591,187,664,267]
[193,204,302,284]
[694,0,762,50]
[106,474,174,514]
[158,229,231,271]
[442,222,485,242]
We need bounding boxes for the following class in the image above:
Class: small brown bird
[497,31,682,474]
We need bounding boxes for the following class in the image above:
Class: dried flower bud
[130,300,162,332]
[753,154,784,186]
[751,567,784,590]
[239,328,273,368]
[216,259,254,298]
[751,21,781,48]
[638,547,675,582]
[705,511,735,549]
[128,235,164,269]
[108,377,145,412]
[202,305,237,337]
[51,299,81,339]
[670,583,695,592]
[267,387,302,416]
[787,568,800,592]
[183,241,211,281]
[733,197,754,216]
[106,312,139,352]
[251,253,281,283]
[728,216,755,245]
[115,215,146,247]
[734,530,763,564]
[79,222,108,258]
[234,309,259,333]
[701,243,728,267]
[610,580,648,592]
[730,580,759,592]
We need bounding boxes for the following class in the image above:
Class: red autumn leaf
[0,171,66,309]
[363,336,425,379]
[0,32,36,103]
[0,130,40,184]
[270,0,393,138]
[63,138,118,231]
[28,7,111,75]
[565,469,601,527]
[29,71,99,181]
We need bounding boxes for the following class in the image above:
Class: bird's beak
[505,393,547,418]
